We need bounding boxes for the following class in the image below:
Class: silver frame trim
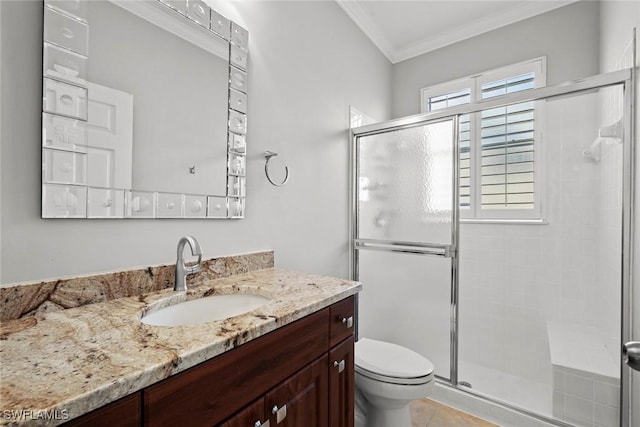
[349,68,635,427]
[450,115,460,386]
[620,30,636,427]
[352,69,631,137]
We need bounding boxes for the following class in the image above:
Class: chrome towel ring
[264,151,289,186]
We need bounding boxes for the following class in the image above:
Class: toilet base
[355,371,433,427]
[354,338,435,427]
[367,403,412,427]
[355,388,368,427]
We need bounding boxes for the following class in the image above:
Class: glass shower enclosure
[350,69,635,427]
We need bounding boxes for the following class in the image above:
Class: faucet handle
[184,253,202,274]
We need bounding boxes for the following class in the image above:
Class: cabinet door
[329,336,355,427]
[265,356,329,427]
[219,398,266,427]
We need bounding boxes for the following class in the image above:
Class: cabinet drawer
[329,296,355,347]
[143,308,330,427]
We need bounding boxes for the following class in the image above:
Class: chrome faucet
[174,236,203,292]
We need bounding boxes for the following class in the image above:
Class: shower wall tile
[594,378,619,406]
[564,394,593,425]
[593,402,618,427]
[551,363,620,427]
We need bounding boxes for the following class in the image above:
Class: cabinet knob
[272,404,287,424]
[333,359,345,373]
[254,421,270,427]
[341,316,353,328]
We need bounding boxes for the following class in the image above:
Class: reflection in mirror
[88,1,228,195]
[41,0,249,219]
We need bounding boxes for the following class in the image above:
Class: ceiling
[335,0,579,63]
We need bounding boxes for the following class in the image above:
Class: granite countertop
[0,268,361,426]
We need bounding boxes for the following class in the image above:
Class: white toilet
[355,338,434,427]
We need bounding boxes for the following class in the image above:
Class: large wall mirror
[41,0,248,219]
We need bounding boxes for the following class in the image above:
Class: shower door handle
[623,341,640,371]
[354,239,454,258]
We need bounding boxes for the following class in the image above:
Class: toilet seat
[355,338,434,385]
[356,365,433,385]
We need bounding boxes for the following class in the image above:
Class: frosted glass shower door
[356,120,454,245]
[355,119,455,379]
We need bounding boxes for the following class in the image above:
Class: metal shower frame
[349,68,635,427]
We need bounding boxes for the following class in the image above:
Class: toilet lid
[355,338,434,379]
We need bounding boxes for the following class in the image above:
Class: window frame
[420,57,547,222]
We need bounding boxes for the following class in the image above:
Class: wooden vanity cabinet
[219,296,355,427]
[62,296,356,427]
[143,307,330,427]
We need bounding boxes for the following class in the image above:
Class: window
[421,58,546,221]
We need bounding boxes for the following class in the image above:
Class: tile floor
[410,399,498,427]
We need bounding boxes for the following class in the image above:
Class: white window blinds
[421,59,545,220]
[479,73,536,210]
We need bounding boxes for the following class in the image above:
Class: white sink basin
[141,294,270,326]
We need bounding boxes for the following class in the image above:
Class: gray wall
[0,0,392,285]
[391,0,600,118]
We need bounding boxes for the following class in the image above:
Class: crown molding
[335,0,396,63]
[336,0,580,64]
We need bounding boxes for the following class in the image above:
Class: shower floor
[458,360,553,417]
